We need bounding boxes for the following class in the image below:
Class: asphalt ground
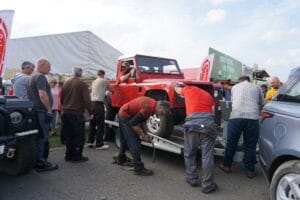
[0,143,269,200]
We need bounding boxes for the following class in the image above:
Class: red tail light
[260,112,274,123]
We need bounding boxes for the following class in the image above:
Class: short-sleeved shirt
[11,73,29,99]
[119,96,156,119]
[181,86,214,115]
[90,77,112,102]
[27,72,53,112]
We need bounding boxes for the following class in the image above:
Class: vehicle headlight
[10,112,23,124]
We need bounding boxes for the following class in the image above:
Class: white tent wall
[4,31,122,79]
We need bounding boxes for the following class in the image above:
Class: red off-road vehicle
[105,54,215,138]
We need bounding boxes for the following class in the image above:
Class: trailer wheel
[0,135,37,175]
[144,113,174,138]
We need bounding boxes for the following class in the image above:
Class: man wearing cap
[61,67,93,162]
[87,70,113,149]
[11,61,35,99]
[27,58,58,172]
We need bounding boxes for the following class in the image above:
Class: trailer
[105,118,245,162]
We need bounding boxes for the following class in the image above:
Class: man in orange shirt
[174,83,218,194]
[117,96,171,176]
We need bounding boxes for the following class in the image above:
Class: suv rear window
[276,81,300,103]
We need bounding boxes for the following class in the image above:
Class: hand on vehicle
[141,134,152,143]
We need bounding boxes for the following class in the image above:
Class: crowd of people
[9,57,284,194]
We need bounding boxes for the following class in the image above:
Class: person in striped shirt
[219,75,264,179]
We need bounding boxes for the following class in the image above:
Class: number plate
[0,145,4,155]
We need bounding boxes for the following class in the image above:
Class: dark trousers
[118,116,144,172]
[223,118,259,172]
[35,111,50,164]
[88,102,105,146]
[62,113,85,160]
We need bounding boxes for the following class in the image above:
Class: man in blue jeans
[219,76,264,178]
[27,58,58,172]
[117,96,171,176]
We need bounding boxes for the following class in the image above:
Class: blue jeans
[223,118,259,172]
[184,131,215,188]
[118,116,144,172]
[36,111,50,163]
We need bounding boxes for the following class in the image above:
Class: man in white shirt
[88,70,113,149]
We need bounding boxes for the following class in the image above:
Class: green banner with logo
[208,47,243,82]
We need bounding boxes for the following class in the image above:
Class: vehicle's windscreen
[136,56,181,74]
[276,80,300,103]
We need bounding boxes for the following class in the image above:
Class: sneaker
[35,161,59,172]
[186,179,199,187]
[134,168,153,176]
[219,163,231,173]
[87,143,93,148]
[96,144,109,150]
[201,183,218,194]
[71,156,89,163]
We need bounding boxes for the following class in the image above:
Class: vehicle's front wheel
[144,113,174,138]
[0,135,37,175]
[270,160,300,200]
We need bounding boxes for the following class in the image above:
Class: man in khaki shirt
[88,70,113,149]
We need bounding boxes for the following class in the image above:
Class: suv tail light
[260,112,274,123]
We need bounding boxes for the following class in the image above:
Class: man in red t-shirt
[174,83,218,194]
[117,96,171,176]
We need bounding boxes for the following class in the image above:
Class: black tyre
[144,113,174,138]
[0,135,37,175]
[270,160,300,200]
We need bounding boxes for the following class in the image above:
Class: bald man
[265,76,282,103]
[27,58,58,172]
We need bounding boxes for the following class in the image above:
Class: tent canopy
[4,31,122,79]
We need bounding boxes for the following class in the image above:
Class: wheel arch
[269,155,300,182]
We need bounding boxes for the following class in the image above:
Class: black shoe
[201,183,218,194]
[35,161,59,172]
[64,156,72,162]
[71,156,89,163]
[134,168,153,176]
[186,179,199,187]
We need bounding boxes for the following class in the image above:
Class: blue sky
[2,0,300,81]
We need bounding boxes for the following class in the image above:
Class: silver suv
[259,67,300,200]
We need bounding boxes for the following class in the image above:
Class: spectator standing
[27,58,58,172]
[265,76,282,103]
[173,83,218,194]
[117,96,171,176]
[221,80,232,101]
[48,77,59,136]
[219,76,264,178]
[11,61,35,99]
[88,70,113,149]
[61,67,93,162]
[260,84,268,98]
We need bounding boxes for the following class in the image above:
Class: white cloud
[261,28,300,42]
[210,0,240,6]
[202,9,227,24]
